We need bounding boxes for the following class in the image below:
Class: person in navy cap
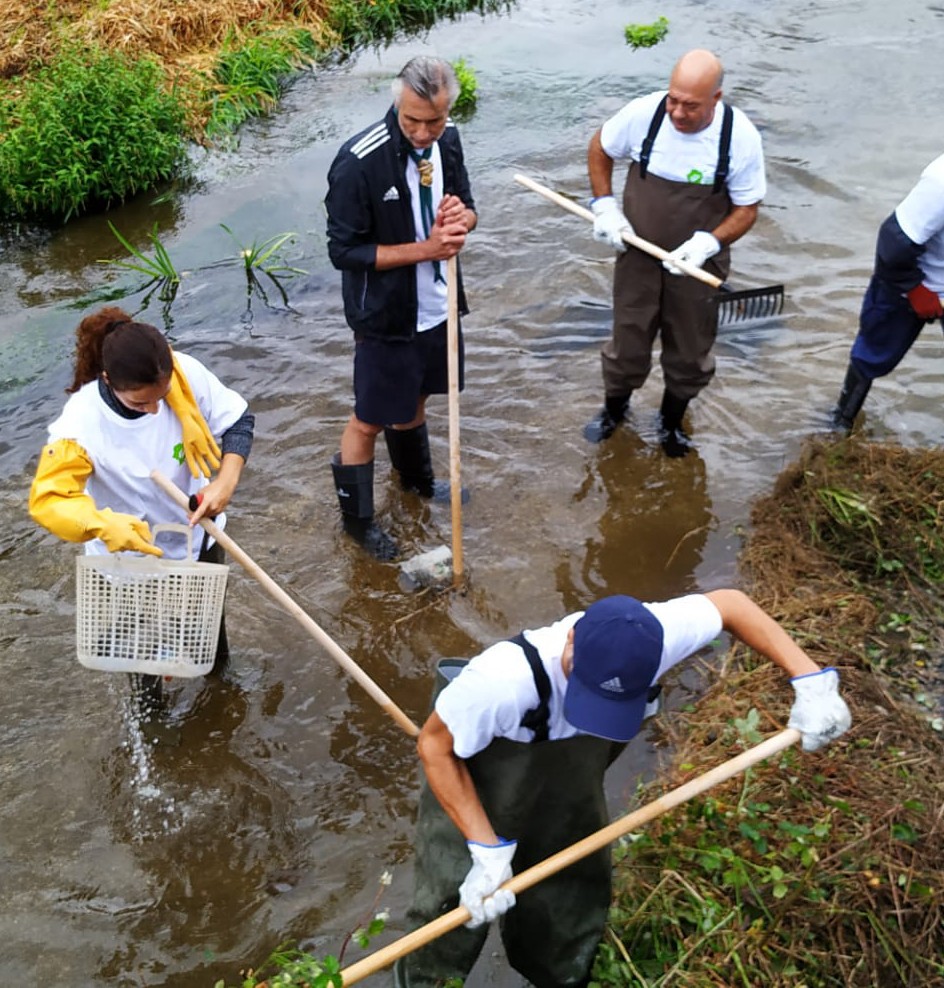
[395,589,851,988]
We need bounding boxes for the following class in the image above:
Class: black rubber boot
[659,391,692,458]
[583,393,631,443]
[831,362,872,433]
[330,454,399,560]
[384,424,470,504]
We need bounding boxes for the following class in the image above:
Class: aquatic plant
[0,44,186,222]
[100,222,181,304]
[451,57,478,119]
[623,15,669,51]
[215,872,391,987]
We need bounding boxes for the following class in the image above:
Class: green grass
[206,28,320,139]
[0,43,186,221]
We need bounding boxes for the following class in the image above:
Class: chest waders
[603,98,735,403]
[395,639,624,988]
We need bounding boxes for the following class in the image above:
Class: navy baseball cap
[563,595,664,742]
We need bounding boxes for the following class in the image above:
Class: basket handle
[150,522,194,559]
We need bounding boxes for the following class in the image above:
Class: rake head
[714,283,785,327]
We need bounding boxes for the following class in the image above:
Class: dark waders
[396,649,624,988]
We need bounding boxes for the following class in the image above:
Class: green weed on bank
[0,44,186,222]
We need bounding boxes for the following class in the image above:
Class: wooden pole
[150,470,420,737]
[339,728,801,984]
[512,172,724,289]
[446,254,464,587]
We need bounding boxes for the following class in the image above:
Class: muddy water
[1,0,942,984]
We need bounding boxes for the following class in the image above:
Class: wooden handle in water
[150,470,420,737]
[446,254,464,587]
[512,173,723,289]
[339,728,801,984]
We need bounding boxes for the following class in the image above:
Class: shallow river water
[2,0,943,984]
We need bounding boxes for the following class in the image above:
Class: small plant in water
[214,871,392,986]
[451,58,478,119]
[101,222,181,303]
[623,15,669,50]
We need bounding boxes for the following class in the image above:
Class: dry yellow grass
[0,0,333,81]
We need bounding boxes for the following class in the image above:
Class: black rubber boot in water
[831,362,872,433]
[330,454,399,561]
[384,424,469,503]
[659,391,692,458]
[583,393,631,443]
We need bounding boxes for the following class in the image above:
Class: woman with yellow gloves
[29,306,254,695]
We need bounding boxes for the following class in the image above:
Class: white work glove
[590,196,633,252]
[662,230,721,275]
[458,839,517,928]
[787,668,852,752]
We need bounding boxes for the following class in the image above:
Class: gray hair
[391,56,459,109]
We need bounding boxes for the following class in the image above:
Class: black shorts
[353,320,464,426]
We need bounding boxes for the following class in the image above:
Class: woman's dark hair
[67,306,172,393]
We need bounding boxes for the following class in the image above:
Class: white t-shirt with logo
[46,352,247,560]
[435,594,724,758]
[600,90,766,207]
[894,152,944,293]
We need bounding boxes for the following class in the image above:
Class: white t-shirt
[406,139,448,332]
[436,594,724,759]
[46,352,247,560]
[894,152,944,293]
[600,90,766,207]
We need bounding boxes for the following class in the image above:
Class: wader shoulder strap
[712,103,734,194]
[640,97,734,194]
[509,632,551,743]
[638,95,668,180]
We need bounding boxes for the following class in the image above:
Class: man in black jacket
[325,56,477,559]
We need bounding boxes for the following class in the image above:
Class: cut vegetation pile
[597,438,944,987]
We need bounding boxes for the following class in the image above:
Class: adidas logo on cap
[599,676,625,693]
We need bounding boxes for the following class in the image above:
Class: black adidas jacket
[326,105,475,341]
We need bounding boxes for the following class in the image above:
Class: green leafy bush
[0,44,186,222]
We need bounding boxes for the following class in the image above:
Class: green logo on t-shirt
[172,442,185,465]
[687,168,704,184]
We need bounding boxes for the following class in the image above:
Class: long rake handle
[339,727,801,984]
[513,173,724,289]
[150,470,420,737]
[446,254,464,587]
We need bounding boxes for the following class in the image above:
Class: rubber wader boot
[583,393,631,443]
[659,391,692,458]
[330,454,398,561]
[383,423,469,503]
[831,362,872,433]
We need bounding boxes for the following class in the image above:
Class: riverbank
[0,0,506,221]
[600,437,944,986]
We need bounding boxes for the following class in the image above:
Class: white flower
[380,869,393,886]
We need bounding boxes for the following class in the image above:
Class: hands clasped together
[425,193,472,261]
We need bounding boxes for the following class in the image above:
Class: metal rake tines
[715,284,785,326]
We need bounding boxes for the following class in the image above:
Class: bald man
[585,49,766,455]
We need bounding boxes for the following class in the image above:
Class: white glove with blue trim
[459,838,517,928]
[662,230,721,275]
[788,667,852,752]
[590,196,633,252]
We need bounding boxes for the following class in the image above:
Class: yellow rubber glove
[29,439,163,557]
[165,355,221,479]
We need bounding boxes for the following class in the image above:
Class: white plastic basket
[75,523,229,678]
